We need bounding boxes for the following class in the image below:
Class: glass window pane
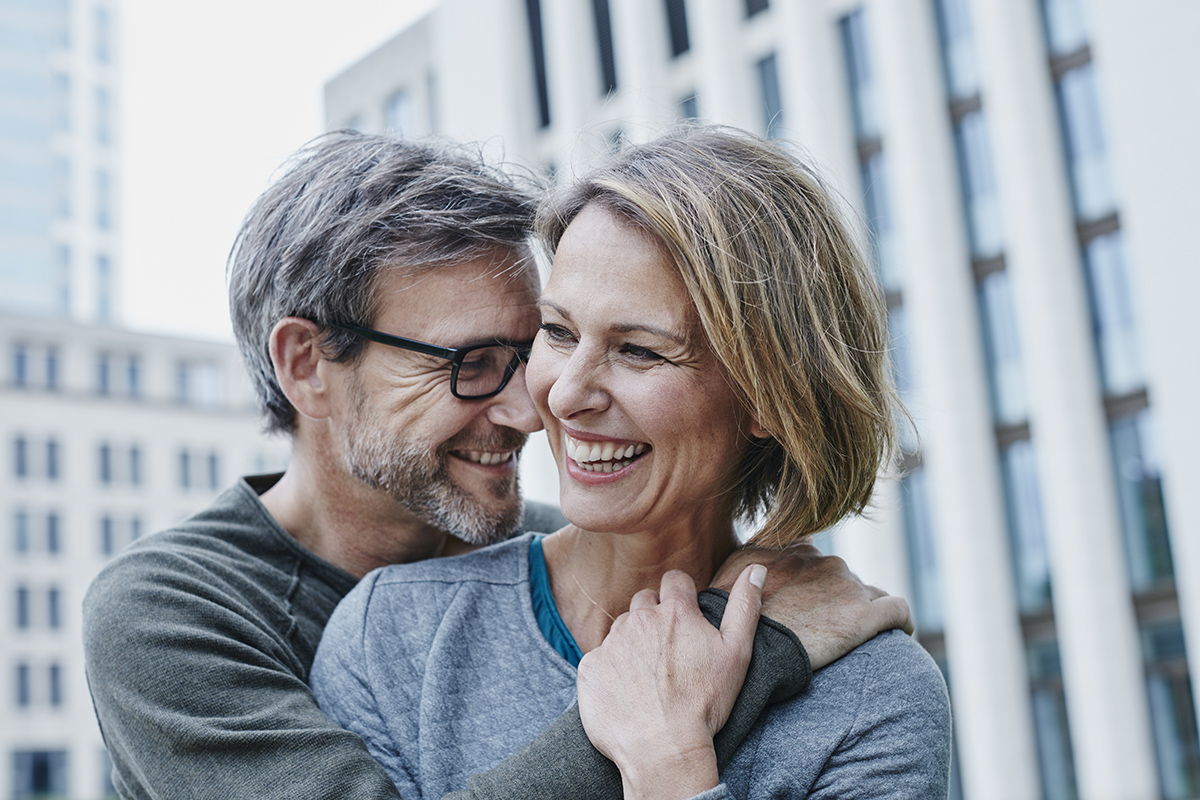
[933,0,980,99]
[954,111,1004,258]
[1027,641,1080,800]
[1142,620,1200,799]
[1040,0,1089,57]
[1002,440,1052,613]
[757,52,784,139]
[1056,64,1117,221]
[978,271,1027,423]
[840,8,879,139]
[1111,408,1173,592]
[862,151,901,291]
[902,465,944,632]
[1083,230,1143,395]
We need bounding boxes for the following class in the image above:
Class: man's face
[335,249,542,545]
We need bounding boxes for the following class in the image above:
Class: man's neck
[259,454,451,580]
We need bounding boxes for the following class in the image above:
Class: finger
[863,583,888,601]
[628,587,660,612]
[871,595,914,636]
[719,564,765,646]
[657,569,698,606]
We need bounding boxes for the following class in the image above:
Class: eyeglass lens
[454,345,522,398]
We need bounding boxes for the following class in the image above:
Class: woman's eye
[621,344,665,362]
[538,322,575,343]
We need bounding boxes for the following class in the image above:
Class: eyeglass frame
[325,321,533,400]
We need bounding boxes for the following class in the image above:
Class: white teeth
[588,443,602,461]
[462,451,510,465]
[564,434,649,472]
[566,439,577,460]
[600,441,615,461]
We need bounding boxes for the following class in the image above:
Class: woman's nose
[547,349,610,421]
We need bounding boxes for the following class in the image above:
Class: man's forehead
[373,255,539,343]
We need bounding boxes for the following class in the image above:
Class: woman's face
[526,203,753,536]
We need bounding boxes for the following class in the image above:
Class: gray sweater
[312,534,953,799]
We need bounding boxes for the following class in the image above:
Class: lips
[565,434,649,473]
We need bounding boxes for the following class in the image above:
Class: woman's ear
[269,317,333,421]
[748,415,772,440]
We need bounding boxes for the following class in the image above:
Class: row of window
[9,344,231,404]
[12,437,223,490]
[49,73,114,145]
[12,509,143,557]
[11,748,116,800]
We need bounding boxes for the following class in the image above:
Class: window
[1001,440,1051,613]
[45,348,59,390]
[888,306,917,451]
[933,0,981,99]
[47,587,60,629]
[861,151,901,291]
[15,663,31,707]
[175,361,189,403]
[130,516,142,541]
[1142,620,1200,799]
[840,8,880,139]
[53,157,70,218]
[48,663,62,707]
[12,344,28,386]
[1110,408,1172,592]
[127,356,140,397]
[179,450,191,490]
[96,353,110,395]
[14,436,28,478]
[679,93,699,119]
[97,254,112,321]
[1027,640,1079,800]
[129,445,141,486]
[1041,0,1089,57]
[591,0,617,93]
[12,750,69,798]
[384,91,413,135]
[664,0,690,57]
[46,512,61,554]
[953,110,1004,259]
[15,510,30,553]
[95,86,111,145]
[98,443,112,484]
[45,439,59,481]
[978,271,1028,424]
[1084,230,1143,395]
[207,452,220,491]
[744,0,768,17]
[756,52,785,139]
[94,5,112,62]
[15,586,30,629]
[902,465,944,632]
[52,73,70,132]
[96,170,112,229]
[99,516,114,556]
[1055,63,1116,221]
[524,0,550,128]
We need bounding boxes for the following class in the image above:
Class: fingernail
[750,565,767,589]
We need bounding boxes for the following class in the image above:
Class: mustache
[440,428,529,456]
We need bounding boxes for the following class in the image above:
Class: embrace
[85,123,951,799]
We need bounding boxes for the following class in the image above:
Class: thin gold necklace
[570,570,617,624]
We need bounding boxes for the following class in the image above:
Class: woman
[312,124,951,799]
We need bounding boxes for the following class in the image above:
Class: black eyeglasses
[328,322,532,400]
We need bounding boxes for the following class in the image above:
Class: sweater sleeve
[83,552,404,800]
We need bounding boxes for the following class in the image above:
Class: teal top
[529,535,584,666]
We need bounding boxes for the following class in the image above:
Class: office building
[328,1,1200,798]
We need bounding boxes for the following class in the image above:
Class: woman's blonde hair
[537,124,901,547]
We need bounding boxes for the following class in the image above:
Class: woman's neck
[541,522,739,653]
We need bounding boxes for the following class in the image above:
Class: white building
[0,312,290,798]
[327,1,1200,799]
[0,2,293,796]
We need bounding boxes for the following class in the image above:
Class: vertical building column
[609,0,665,129]
[868,2,1041,797]
[971,1,1160,797]
[1088,0,1200,727]
[688,1,756,129]
[541,0,596,156]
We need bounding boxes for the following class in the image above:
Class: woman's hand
[576,565,766,800]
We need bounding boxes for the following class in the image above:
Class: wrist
[615,736,719,800]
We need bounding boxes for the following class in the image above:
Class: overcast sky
[119,0,437,340]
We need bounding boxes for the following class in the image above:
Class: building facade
[1,312,290,798]
[327,1,1200,798]
[0,0,119,322]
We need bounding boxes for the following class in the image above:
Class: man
[83,132,911,799]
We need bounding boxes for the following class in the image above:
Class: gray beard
[342,414,525,547]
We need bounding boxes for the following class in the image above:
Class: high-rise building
[0,0,118,322]
[328,2,1200,798]
[0,3,292,796]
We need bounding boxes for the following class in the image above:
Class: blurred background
[1,0,1197,798]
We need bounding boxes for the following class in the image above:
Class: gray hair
[228,131,539,433]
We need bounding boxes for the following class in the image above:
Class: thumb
[720,564,766,646]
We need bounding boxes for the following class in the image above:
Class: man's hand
[711,544,912,670]
[576,566,766,800]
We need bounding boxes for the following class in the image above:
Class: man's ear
[269,317,334,421]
